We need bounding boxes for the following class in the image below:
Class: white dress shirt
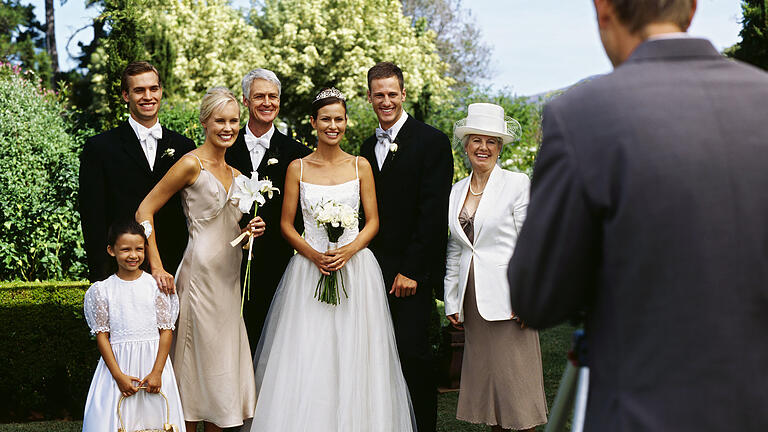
[128,116,162,170]
[244,123,275,171]
[374,112,408,170]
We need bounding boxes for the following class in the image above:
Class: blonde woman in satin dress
[444,103,547,432]
[137,87,264,431]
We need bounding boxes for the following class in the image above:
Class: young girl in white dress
[82,219,185,431]
[248,88,415,431]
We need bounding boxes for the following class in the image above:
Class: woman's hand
[447,313,464,330]
[511,313,526,329]
[325,244,358,272]
[310,250,333,276]
[140,371,162,394]
[152,267,175,294]
[115,373,140,397]
[243,216,266,239]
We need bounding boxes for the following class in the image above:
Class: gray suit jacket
[508,38,768,431]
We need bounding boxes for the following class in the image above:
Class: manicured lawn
[0,324,576,432]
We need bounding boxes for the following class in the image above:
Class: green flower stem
[240,206,258,316]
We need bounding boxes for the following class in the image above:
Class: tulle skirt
[82,339,185,431]
[249,248,415,432]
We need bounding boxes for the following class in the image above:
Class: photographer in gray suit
[508,0,768,430]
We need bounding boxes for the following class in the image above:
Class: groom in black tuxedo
[361,62,453,432]
[79,61,195,282]
[226,68,311,352]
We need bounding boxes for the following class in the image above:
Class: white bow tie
[139,124,162,143]
[375,127,392,146]
[245,134,270,152]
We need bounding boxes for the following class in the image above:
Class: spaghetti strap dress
[172,154,256,427]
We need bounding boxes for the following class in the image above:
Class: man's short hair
[367,62,404,91]
[241,68,282,99]
[609,0,694,34]
[120,61,161,94]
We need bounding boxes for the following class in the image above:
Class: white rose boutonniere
[390,143,398,153]
[162,148,175,159]
[267,157,278,166]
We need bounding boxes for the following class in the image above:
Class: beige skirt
[456,259,548,430]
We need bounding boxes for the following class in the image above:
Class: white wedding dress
[249,159,415,431]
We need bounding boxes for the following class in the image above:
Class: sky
[28,0,743,96]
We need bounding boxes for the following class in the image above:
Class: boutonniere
[267,157,278,166]
[389,143,398,153]
[161,148,175,159]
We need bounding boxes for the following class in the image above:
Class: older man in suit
[507,0,768,430]
[80,61,195,283]
[225,68,311,352]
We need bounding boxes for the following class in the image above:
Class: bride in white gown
[248,88,415,431]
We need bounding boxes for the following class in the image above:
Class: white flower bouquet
[230,171,280,315]
[311,198,358,305]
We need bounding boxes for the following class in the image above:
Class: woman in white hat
[444,103,548,431]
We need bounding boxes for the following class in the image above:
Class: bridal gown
[249,159,415,431]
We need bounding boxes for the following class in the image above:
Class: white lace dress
[82,272,185,431]
[248,166,415,431]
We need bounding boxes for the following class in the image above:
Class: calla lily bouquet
[230,171,280,315]
[311,199,358,305]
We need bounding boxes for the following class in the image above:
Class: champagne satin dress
[172,155,256,428]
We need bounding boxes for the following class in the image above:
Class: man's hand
[389,273,417,298]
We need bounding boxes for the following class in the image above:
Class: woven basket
[117,386,178,432]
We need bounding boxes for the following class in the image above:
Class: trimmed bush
[0,63,88,281]
[0,281,96,421]
[158,102,204,147]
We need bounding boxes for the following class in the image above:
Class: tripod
[545,330,589,432]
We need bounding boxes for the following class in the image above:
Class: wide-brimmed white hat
[453,103,521,145]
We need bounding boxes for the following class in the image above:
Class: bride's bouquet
[230,171,280,315]
[311,198,358,305]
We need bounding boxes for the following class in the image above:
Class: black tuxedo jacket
[361,116,453,294]
[508,38,768,430]
[79,121,195,282]
[225,127,311,288]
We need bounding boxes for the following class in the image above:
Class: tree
[0,0,52,84]
[725,0,768,70]
[84,0,148,128]
[250,0,453,146]
[85,0,266,129]
[44,0,61,81]
[401,0,492,89]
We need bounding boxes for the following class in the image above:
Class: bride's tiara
[313,87,346,103]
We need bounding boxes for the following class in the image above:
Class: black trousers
[388,279,438,432]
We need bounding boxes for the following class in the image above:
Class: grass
[0,324,576,432]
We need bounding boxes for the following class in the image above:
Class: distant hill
[525,74,603,104]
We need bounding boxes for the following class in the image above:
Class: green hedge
[0,63,89,281]
[0,281,96,421]
[0,280,444,421]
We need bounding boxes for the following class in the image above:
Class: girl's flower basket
[117,387,178,432]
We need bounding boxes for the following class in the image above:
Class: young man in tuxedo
[79,61,195,283]
[508,0,768,430]
[360,62,453,432]
[225,68,311,352]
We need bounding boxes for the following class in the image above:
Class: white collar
[647,32,690,41]
[128,116,160,141]
[379,111,408,140]
[245,122,275,147]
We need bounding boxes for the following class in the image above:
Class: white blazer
[444,165,530,322]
